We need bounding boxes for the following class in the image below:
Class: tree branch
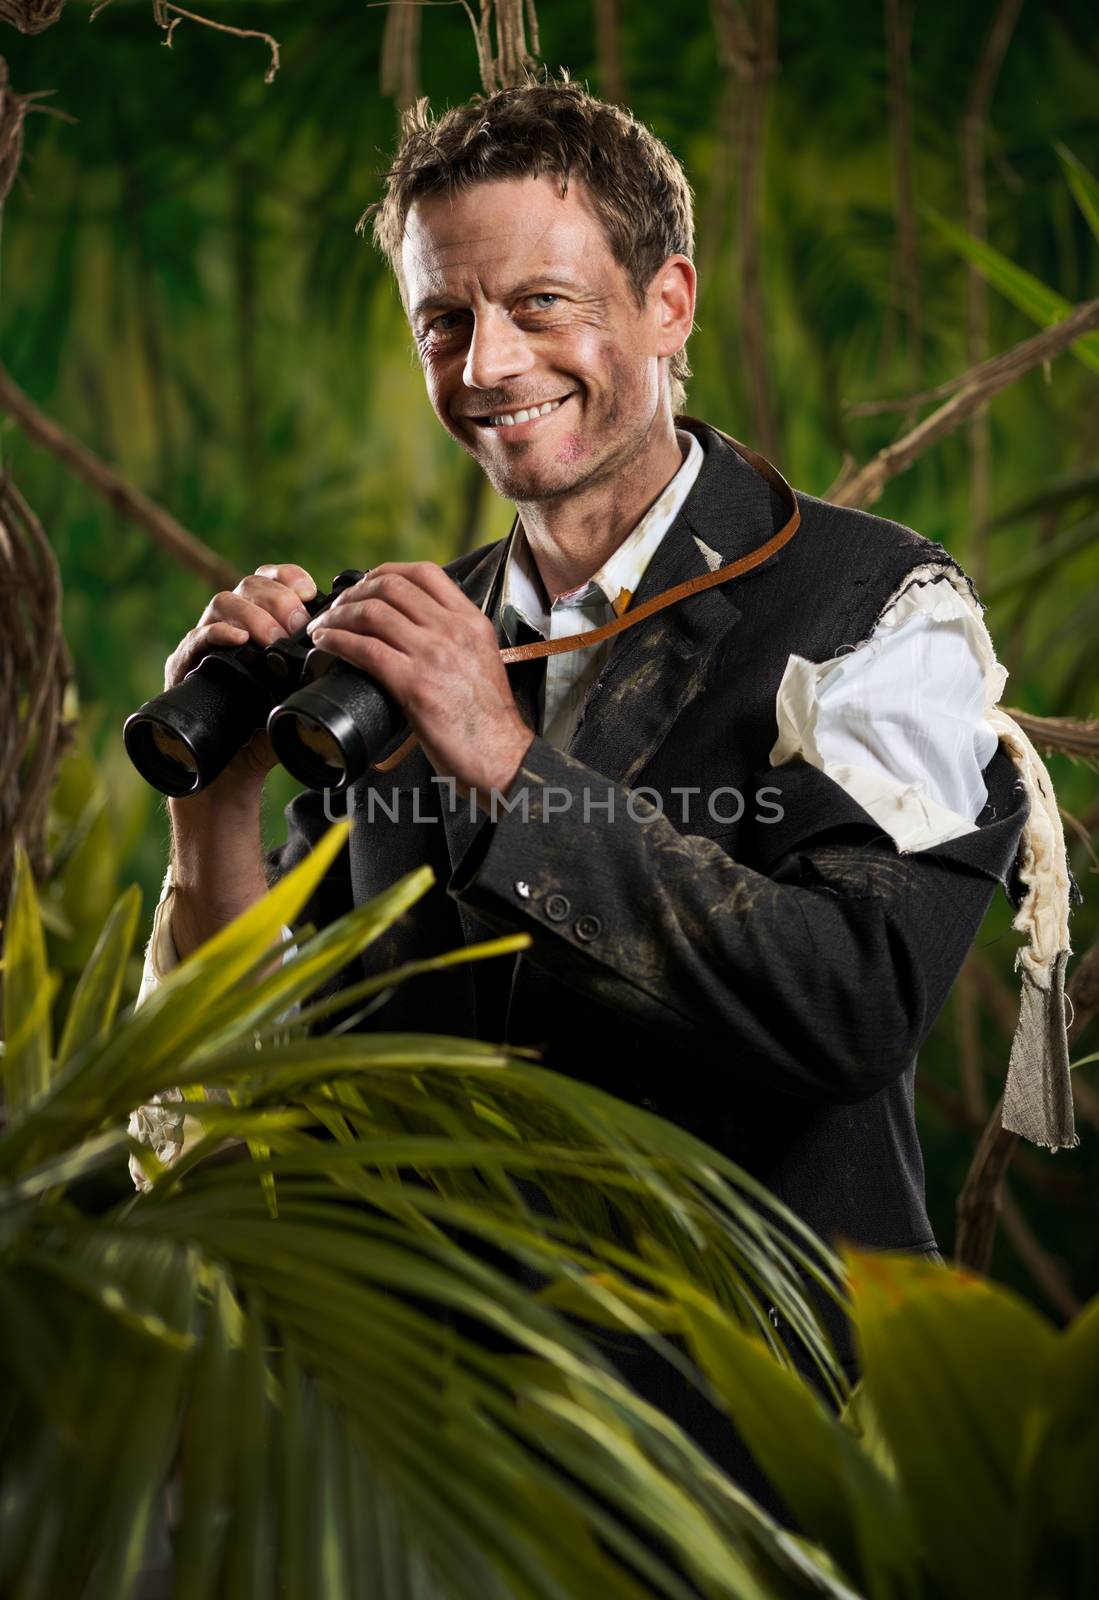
[91,1,281,85]
[999,707,1099,763]
[0,362,238,591]
[829,296,1099,508]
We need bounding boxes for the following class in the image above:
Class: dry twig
[830,296,1099,509]
[0,362,238,590]
[0,58,74,207]
[0,1,67,33]
[381,1,423,112]
[461,0,540,96]
[1000,708,1099,763]
[91,1,281,85]
[0,476,71,911]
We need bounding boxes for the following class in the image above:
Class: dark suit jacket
[273,419,1030,1263]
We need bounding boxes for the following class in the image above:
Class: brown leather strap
[372,429,800,773]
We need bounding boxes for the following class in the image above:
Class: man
[133,78,1075,1484]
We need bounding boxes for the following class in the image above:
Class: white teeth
[489,397,565,427]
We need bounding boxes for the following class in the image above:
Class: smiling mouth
[468,393,574,430]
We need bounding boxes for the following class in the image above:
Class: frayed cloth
[985,706,1078,1151]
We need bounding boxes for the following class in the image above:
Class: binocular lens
[295,718,346,772]
[153,726,198,774]
[124,716,203,797]
[268,659,404,794]
[124,657,272,796]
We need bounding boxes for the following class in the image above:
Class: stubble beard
[472,393,655,510]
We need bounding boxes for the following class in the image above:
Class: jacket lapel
[567,422,792,786]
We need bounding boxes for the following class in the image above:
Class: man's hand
[165,562,320,960]
[307,562,533,807]
[166,562,319,797]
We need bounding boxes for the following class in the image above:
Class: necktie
[507,618,548,736]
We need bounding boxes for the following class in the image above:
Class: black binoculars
[123,570,406,797]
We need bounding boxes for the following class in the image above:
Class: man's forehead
[401,179,602,288]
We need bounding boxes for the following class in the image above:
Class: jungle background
[1,0,1097,1311]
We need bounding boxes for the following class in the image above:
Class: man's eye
[524,293,560,310]
[428,311,467,335]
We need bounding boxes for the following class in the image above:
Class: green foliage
[674,1249,1099,1600]
[6,840,1099,1595]
[926,145,1099,374]
[1,840,863,1598]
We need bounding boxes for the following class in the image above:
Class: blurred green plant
[0,831,859,1599]
[5,828,1097,1597]
[927,144,1099,375]
[678,1248,1099,1600]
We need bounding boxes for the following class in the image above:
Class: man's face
[400,175,686,503]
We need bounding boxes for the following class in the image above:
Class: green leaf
[1056,141,1099,246]
[926,208,1099,377]
[173,1270,237,1599]
[678,1289,921,1600]
[848,1249,1056,1600]
[56,885,141,1067]
[0,822,355,1171]
[2,848,55,1126]
[1017,1296,1099,1598]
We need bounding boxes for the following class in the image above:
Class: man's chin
[481,463,583,503]
[474,444,600,504]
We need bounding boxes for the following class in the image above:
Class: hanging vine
[0,1,67,35]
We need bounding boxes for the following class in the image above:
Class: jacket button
[574,914,602,942]
[544,893,570,922]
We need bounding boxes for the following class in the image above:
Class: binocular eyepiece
[123,570,406,797]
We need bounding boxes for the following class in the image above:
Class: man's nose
[462,308,536,391]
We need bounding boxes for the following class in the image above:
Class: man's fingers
[307,628,411,696]
[223,576,312,638]
[354,561,467,613]
[312,598,421,656]
[253,563,317,602]
[165,620,249,688]
[326,569,447,629]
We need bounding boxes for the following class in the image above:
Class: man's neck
[515,420,689,601]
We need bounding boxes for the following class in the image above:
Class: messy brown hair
[362,74,696,413]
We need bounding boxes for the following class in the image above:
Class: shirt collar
[499,427,705,642]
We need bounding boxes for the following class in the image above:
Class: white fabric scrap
[771,560,1077,1151]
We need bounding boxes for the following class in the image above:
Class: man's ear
[651,255,696,360]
